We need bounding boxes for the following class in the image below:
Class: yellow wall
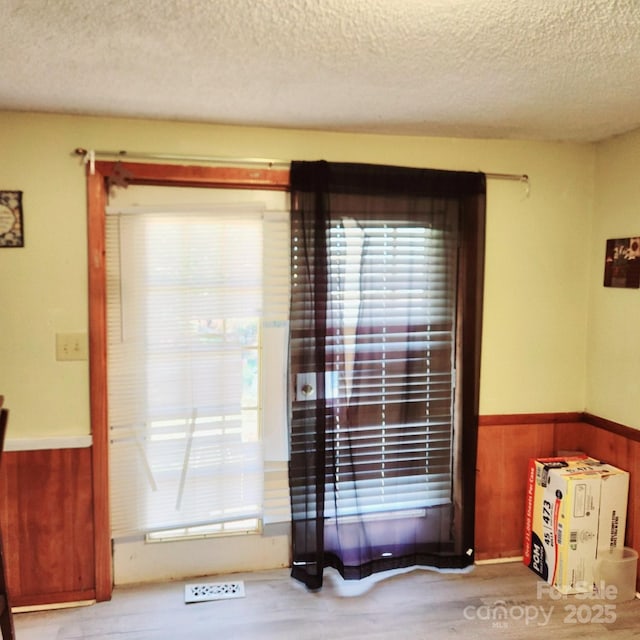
[0,111,596,438]
[587,128,640,429]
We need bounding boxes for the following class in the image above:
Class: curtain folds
[288,161,486,589]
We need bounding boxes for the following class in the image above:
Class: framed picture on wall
[0,190,24,247]
[603,237,640,288]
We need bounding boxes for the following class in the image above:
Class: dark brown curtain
[288,161,486,589]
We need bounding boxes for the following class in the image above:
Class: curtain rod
[74,148,529,184]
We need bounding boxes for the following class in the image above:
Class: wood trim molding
[479,411,640,442]
[94,160,290,191]
[86,161,291,601]
[87,166,111,601]
[478,412,583,426]
[12,590,96,610]
[582,413,640,443]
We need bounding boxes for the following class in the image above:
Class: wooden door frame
[86,161,289,600]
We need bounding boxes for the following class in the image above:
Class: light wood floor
[13,561,640,639]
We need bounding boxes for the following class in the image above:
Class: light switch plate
[56,333,88,361]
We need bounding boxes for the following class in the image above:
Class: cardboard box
[523,456,629,594]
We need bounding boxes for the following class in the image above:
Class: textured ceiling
[2,0,640,142]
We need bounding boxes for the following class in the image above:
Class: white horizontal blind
[323,218,457,519]
[106,203,289,538]
[261,208,293,525]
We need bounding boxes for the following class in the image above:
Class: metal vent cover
[184,581,246,603]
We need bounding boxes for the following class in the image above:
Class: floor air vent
[184,581,246,603]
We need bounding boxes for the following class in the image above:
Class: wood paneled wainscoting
[0,440,96,608]
[0,415,636,607]
[476,412,640,590]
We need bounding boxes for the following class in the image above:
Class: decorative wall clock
[0,191,24,247]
